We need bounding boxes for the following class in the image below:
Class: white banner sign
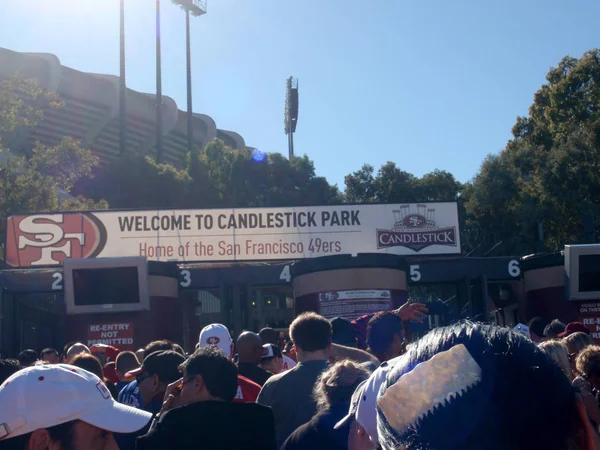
[5,203,460,267]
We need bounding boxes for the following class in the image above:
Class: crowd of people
[1,307,600,449]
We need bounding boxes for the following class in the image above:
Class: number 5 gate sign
[5,203,461,268]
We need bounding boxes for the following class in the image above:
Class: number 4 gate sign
[5,203,461,267]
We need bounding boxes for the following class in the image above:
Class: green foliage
[80,139,342,210]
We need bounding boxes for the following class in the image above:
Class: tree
[0,76,106,258]
[466,49,600,253]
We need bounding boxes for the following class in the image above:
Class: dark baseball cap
[331,317,357,347]
[125,350,184,383]
[557,322,591,338]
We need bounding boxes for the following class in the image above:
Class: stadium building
[0,47,247,166]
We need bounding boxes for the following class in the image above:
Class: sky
[1,0,598,189]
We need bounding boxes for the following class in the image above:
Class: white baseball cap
[334,355,401,446]
[514,323,531,339]
[0,364,152,440]
[199,323,232,356]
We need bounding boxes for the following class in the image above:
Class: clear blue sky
[1,0,598,189]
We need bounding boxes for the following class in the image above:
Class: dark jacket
[136,400,276,450]
[281,403,351,450]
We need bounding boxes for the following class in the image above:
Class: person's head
[172,343,185,356]
[135,348,145,362]
[376,322,593,450]
[527,316,549,342]
[66,343,91,363]
[125,350,185,405]
[0,364,152,449]
[61,341,77,363]
[289,312,332,362]
[0,359,21,384]
[17,350,38,368]
[539,339,572,380]
[70,353,104,380]
[236,331,264,365]
[576,345,600,391]
[366,312,404,362]
[115,351,139,382]
[544,319,567,339]
[199,323,234,359]
[142,340,175,360]
[331,317,358,348]
[260,344,283,374]
[177,346,238,406]
[40,348,60,365]
[258,327,280,346]
[563,331,595,370]
[314,359,369,412]
[336,358,392,450]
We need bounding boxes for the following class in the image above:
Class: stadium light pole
[119,0,127,156]
[155,0,164,163]
[172,0,207,155]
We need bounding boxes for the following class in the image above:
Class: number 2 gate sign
[5,203,461,267]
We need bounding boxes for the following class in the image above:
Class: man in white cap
[0,364,152,449]
[199,323,261,403]
[334,355,401,449]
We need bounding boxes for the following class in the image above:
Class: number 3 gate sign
[5,203,461,267]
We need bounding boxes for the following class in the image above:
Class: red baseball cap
[557,322,591,338]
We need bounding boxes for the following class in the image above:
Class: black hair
[0,420,75,450]
[527,316,548,338]
[179,346,238,401]
[115,351,139,374]
[366,311,403,357]
[290,312,332,352]
[62,341,77,360]
[544,319,567,338]
[70,353,103,380]
[17,350,38,367]
[259,328,279,346]
[40,348,58,358]
[143,340,175,359]
[378,322,578,450]
[0,359,22,384]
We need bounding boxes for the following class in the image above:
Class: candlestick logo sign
[376,204,458,252]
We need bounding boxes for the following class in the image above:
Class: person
[0,364,152,449]
[257,312,332,448]
[136,346,276,450]
[124,350,185,415]
[66,343,91,363]
[335,354,399,450]
[376,321,600,450]
[40,348,60,364]
[281,360,370,450]
[199,323,262,402]
[115,351,140,392]
[17,349,38,368]
[527,316,549,342]
[564,331,595,375]
[135,348,145,362]
[236,331,273,386]
[0,359,21,384]
[544,319,567,339]
[70,353,119,400]
[260,327,297,371]
[118,340,177,409]
[513,323,531,339]
[539,339,572,380]
[331,317,358,347]
[366,311,407,362]
[261,344,284,375]
[573,345,600,429]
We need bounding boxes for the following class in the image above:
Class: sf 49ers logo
[5,213,107,267]
[206,336,221,346]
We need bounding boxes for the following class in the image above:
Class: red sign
[87,323,135,350]
[581,317,600,343]
[5,213,107,267]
